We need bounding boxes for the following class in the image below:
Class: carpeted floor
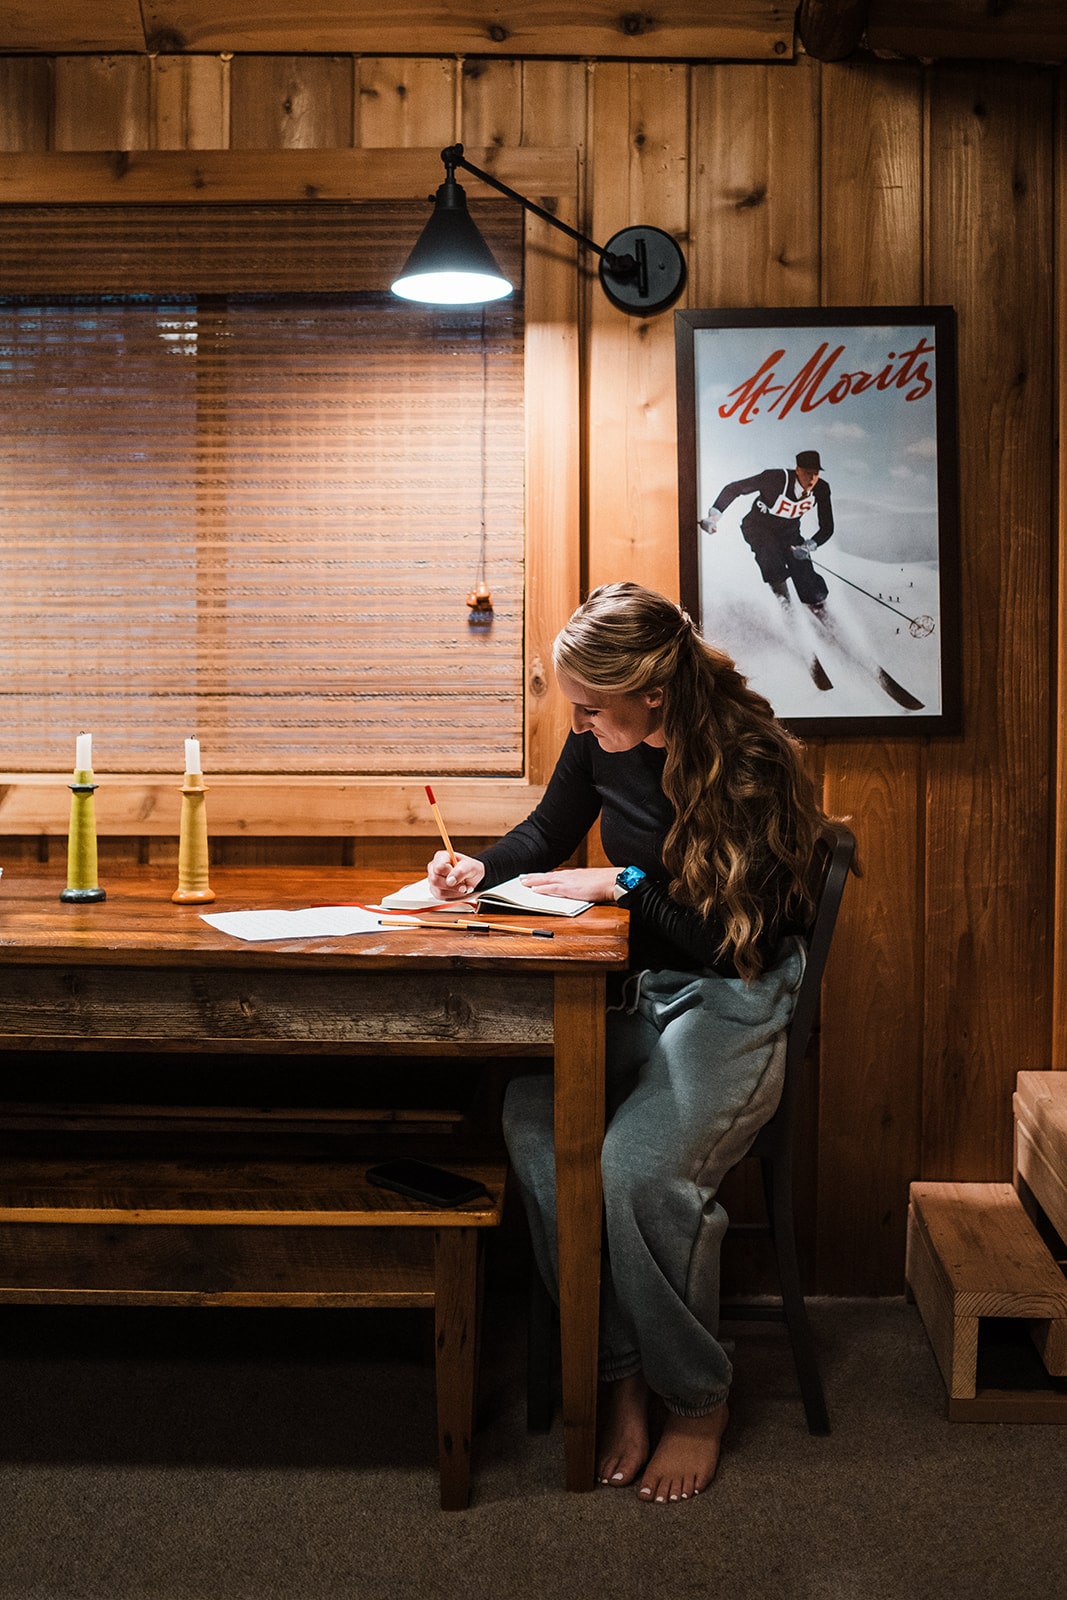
[0,1268,1063,1600]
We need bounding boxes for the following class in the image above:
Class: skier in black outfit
[700,449,833,612]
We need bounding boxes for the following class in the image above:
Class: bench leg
[433,1228,481,1510]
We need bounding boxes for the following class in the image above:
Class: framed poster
[675,308,961,735]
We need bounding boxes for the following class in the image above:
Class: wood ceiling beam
[0,3,796,62]
[0,1,1064,64]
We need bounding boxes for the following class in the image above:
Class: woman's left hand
[520,867,619,904]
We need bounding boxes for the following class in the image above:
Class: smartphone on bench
[365,1157,489,1208]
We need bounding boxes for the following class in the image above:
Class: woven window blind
[0,203,525,775]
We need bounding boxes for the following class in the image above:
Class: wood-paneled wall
[0,49,1062,1292]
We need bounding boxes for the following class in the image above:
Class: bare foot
[637,1402,728,1504]
[597,1372,651,1486]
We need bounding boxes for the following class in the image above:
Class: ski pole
[811,559,935,638]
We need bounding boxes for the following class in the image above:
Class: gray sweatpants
[502,938,805,1415]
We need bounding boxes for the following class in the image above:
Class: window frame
[0,148,580,841]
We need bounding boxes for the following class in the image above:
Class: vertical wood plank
[517,63,584,787]
[520,60,587,158]
[923,64,1055,1175]
[356,57,456,148]
[586,62,689,602]
[0,58,51,151]
[690,57,819,309]
[1055,66,1067,1073]
[521,198,582,788]
[818,59,926,1292]
[150,55,229,149]
[460,57,523,149]
[229,55,354,149]
[53,56,151,150]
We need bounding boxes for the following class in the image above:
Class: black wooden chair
[526,820,858,1438]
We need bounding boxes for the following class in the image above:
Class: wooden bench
[0,1129,506,1508]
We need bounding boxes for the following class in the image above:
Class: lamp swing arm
[441,145,635,277]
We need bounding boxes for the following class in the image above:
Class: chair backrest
[787,821,857,1073]
[762,821,857,1150]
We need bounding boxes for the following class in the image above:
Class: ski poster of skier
[675,308,961,735]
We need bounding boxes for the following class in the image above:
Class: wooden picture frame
[675,307,962,736]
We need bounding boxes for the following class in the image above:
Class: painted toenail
[655,1494,666,1503]
[612,1472,624,1481]
[639,1487,652,1497]
[670,1494,678,1501]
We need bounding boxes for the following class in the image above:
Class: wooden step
[1014,1070,1067,1248]
[906,1181,1067,1422]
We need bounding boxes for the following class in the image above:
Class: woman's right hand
[426,850,486,899]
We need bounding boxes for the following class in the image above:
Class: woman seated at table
[427,581,824,1505]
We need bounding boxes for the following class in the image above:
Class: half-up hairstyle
[553,582,824,980]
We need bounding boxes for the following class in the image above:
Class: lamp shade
[391,177,513,306]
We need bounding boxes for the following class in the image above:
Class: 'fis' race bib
[757,492,815,519]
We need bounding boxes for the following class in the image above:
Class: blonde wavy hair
[553,582,824,980]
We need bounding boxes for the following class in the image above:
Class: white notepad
[379,874,592,918]
[476,875,593,917]
[377,878,478,912]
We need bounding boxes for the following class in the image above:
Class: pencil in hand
[425,783,458,865]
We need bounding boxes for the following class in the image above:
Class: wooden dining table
[0,863,629,1491]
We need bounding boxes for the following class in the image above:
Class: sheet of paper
[201,905,387,942]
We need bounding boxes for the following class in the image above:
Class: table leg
[552,971,606,1491]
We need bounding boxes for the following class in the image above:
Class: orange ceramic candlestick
[172,771,215,904]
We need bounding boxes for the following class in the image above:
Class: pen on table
[424,784,458,866]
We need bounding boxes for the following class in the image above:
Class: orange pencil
[382,913,553,940]
[425,783,458,865]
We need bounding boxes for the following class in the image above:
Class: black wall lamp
[392,144,687,316]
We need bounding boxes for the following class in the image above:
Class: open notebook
[379,874,593,918]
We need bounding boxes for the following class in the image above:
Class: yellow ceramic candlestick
[61,768,106,903]
[172,773,215,904]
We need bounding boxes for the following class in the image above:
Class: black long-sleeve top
[476,730,797,978]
